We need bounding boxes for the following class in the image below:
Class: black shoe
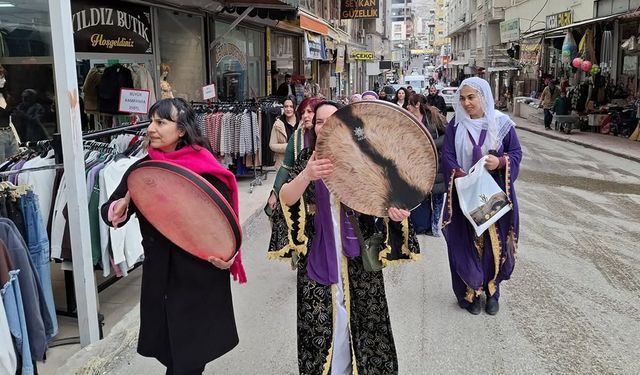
[485,296,499,315]
[465,297,482,315]
[545,126,552,130]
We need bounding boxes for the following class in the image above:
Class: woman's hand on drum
[484,155,500,170]
[208,256,234,270]
[302,151,333,181]
[388,207,410,222]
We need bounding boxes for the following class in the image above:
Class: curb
[517,126,640,164]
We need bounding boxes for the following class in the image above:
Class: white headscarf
[453,77,516,171]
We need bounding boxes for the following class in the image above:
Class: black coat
[100,156,239,372]
[422,114,446,194]
[276,82,296,97]
[426,94,447,116]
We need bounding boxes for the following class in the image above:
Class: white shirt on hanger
[102,157,144,267]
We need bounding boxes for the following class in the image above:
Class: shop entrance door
[75,53,157,130]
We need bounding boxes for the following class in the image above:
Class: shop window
[213,21,264,101]
[597,0,613,16]
[157,10,205,102]
[0,0,56,143]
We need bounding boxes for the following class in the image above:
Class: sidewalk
[513,115,640,163]
[52,170,276,375]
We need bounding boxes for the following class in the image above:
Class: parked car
[440,87,458,111]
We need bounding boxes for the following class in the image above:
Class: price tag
[202,84,216,100]
[118,88,151,114]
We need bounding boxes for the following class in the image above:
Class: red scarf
[147,145,247,284]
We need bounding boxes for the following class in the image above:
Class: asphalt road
[109,129,640,375]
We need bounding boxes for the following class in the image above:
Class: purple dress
[441,120,522,305]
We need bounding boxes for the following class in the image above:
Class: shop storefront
[0,1,298,363]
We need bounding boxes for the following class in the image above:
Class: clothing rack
[0,163,64,177]
[50,123,147,347]
[192,100,271,192]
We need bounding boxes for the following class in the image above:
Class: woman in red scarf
[101,98,245,375]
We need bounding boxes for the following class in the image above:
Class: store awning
[299,10,329,35]
[449,60,468,66]
[224,8,298,21]
[156,1,299,20]
[522,13,620,40]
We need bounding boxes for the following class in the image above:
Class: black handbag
[346,211,385,272]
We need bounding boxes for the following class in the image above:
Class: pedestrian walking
[361,90,378,100]
[270,101,420,375]
[269,95,299,169]
[539,80,560,130]
[407,93,447,236]
[441,77,522,315]
[393,87,409,109]
[426,85,448,116]
[101,98,246,375]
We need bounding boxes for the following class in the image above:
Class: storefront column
[48,0,100,346]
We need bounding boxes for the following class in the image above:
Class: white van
[404,74,426,91]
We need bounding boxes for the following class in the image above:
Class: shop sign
[351,51,374,60]
[519,42,540,65]
[500,19,520,43]
[336,45,346,73]
[216,43,247,68]
[304,32,327,60]
[340,0,380,19]
[118,88,150,114]
[546,11,572,30]
[71,0,152,54]
[202,84,216,100]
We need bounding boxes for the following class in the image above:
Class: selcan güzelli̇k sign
[341,0,379,19]
[71,0,153,54]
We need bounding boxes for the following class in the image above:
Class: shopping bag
[454,156,511,236]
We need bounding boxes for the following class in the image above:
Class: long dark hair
[308,100,344,151]
[279,95,299,126]
[408,93,445,133]
[148,98,211,151]
[393,87,410,109]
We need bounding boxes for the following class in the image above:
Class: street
[107,129,640,375]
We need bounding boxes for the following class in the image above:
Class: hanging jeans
[1,270,35,375]
[20,191,57,339]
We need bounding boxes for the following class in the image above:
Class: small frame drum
[128,160,241,261]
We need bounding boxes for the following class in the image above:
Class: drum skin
[127,160,241,261]
[316,101,438,217]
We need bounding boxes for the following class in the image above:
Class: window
[157,10,205,102]
[0,0,56,143]
[213,21,264,101]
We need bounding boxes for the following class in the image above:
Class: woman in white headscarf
[440,77,523,315]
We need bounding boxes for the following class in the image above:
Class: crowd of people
[101,77,522,374]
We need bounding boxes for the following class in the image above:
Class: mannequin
[160,63,174,99]
[0,65,18,161]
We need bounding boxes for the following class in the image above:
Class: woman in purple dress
[441,77,523,315]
